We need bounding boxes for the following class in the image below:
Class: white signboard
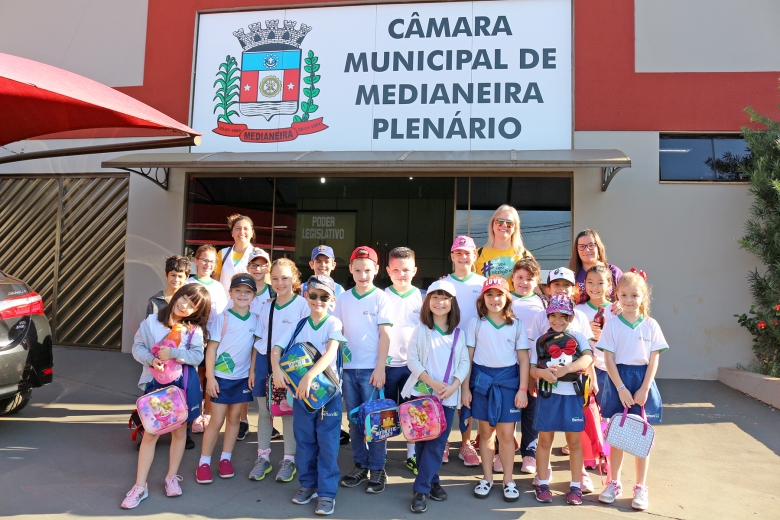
[191,0,572,152]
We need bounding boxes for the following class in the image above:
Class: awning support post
[602,166,625,191]
[117,166,170,190]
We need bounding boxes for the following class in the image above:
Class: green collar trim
[256,284,268,296]
[486,316,505,329]
[433,324,450,335]
[274,294,298,310]
[450,273,474,283]
[618,313,645,329]
[587,301,610,310]
[511,292,536,299]
[389,286,417,298]
[352,286,377,300]
[228,309,250,321]
[308,314,330,330]
[193,275,215,286]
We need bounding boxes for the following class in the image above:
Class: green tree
[735,107,780,376]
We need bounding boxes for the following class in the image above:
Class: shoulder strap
[283,317,309,353]
[477,247,483,258]
[474,318,482,350]
[443,327,460,383]
[266,299,276,373]
[222,246,232,264]
[221,311,229,340]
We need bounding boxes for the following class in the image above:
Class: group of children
[124,226,667,516]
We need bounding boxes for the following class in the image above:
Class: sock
[221,452,232,461]
[258,448,271,460]
[407,444,416,458]
[199,455,211,466]
[570,481,581,489]
[537,479,549,486]
[240,420,248,424]
[284,454,295,461]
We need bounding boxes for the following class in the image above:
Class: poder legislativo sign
[191,0,572,151]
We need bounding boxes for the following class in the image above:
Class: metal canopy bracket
[118,166,169,190]
[602,166,625,191]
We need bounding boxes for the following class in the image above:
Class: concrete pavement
[0,347,778,519]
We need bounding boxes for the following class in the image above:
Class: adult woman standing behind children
[569,229,622,305]
[475,205,533,290]
[215,214,256,296]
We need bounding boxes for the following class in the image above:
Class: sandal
[503,481,520,502]
[474,479,493,498]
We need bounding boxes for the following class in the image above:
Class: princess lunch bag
[604,406,655,458]
[348,388,401,443]
[136,385,189,436]
[279,318,342,412]
[398,328,459,442]
[535,329,587,398]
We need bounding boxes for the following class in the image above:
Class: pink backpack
[580,393,610,481]
[398,328,459,442]
[150,339,182,385]
[136,385,189,435]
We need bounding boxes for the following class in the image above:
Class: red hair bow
[629,268,648,281]
[549,340,577,359]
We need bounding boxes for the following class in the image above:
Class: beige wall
[635,0,780,72]
[0,0,148,87]
[574,131,758,379]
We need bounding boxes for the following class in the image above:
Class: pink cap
[451,235,476,252]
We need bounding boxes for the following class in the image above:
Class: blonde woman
[475,205,533,290]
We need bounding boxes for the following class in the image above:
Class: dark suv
[0,270,53,415]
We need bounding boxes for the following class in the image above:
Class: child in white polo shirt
[335,246,393,494]
[383,247,425,473]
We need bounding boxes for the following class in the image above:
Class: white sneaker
[599,480,623,504]
[632,485,649,510]
[580,472,594,494]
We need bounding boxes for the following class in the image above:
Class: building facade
[2,0,777,378]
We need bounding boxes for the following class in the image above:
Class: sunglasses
[494,218,516,228]
[307,292,331,302]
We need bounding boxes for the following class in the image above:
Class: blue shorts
[211,376,253,405]
[470,364,523,424]
[594,367,609,408]
[251,353,269,398]
[600,364,662,423]
[533,392,585,433]
[144,365,202,422]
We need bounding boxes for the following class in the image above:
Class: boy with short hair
[383,247,425,473]
[301,245,345,305]
[335,246,393,493]
[146,255,190,317]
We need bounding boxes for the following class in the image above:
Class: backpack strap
[443,327,460,383]
[282,317,309,354]
[222,246,232,266]
[265,300,276,378]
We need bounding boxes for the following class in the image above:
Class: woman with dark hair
[569,229,622,305]
[215,214,256,296]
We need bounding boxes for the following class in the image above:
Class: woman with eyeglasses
[474,205,534,291]
[568,229,622,305]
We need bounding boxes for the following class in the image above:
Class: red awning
[0,52,200,169]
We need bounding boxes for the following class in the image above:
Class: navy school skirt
[533,392,585,433]
[211,375,253,405]
[470,364,523,424]
[144,364,202,422]
[600,364,663,423]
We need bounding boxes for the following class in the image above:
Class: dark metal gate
[0,175,129,349]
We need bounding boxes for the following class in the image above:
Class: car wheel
[0,389,32,415]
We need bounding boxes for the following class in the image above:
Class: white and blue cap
[547,266,576,285]
[311,244,335,261]
[306,274,336,297]
[427,279,457,298]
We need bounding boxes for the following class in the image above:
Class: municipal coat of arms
[212,20,327,143]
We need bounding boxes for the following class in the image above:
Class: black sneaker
[271,427,282,440]
[237,421,249,441]
[366,469,387,494]
[185,435,195,450]
[340,465,369,488]
[339,429,350,445]
[411,492,427,513]
[429,483,447,501]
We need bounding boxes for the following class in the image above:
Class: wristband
[617,384,626,391]
[519,387,528,392]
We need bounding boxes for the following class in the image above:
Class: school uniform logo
[213,19,328,143]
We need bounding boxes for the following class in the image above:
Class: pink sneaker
[492,453,503,473]
[196,463,212,484]
[191,416,205,434]
[219,458,235,478]
[520,455,536,474]
[120,484,148,509]
[442,442,450,463]
[165,475,183,497]
[459,441,480,467]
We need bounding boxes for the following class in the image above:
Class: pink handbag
[150,339,182,385]
[136,385,189,435]
[604,406,655,458]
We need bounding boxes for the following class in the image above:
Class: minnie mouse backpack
[535,330,587,397]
